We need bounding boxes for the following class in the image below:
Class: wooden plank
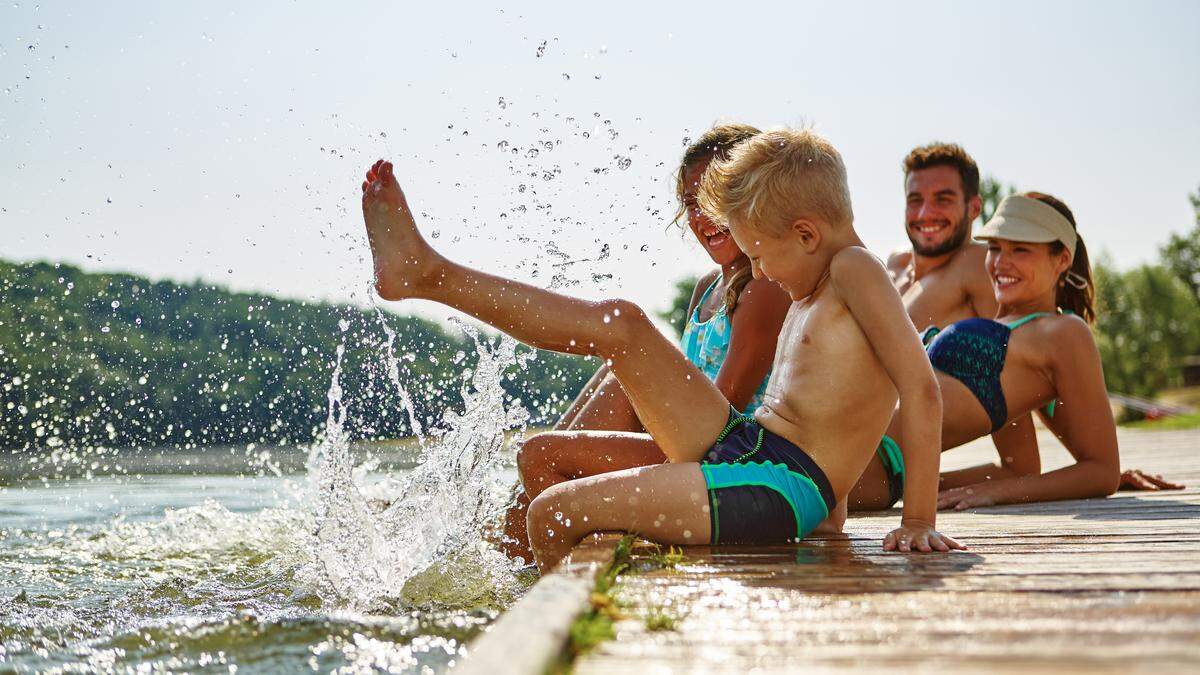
[573,428,1200,672]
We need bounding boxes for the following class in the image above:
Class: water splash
[297,322,531,612]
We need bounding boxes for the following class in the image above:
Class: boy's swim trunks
[876,434,906,508]
[700,408,836,544]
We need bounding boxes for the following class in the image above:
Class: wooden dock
[465,427,1200,673]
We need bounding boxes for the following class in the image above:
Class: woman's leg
[362,160,730,460]
[525,462,712,572]
[499,431,666,561]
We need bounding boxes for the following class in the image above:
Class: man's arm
[960,245,999,319]
[830,248,962,552]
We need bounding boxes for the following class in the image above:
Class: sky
[2,0,1198,323]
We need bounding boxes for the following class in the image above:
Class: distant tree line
[0,260,595,452]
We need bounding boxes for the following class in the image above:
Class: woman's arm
[938,319,1120,509]
[715,277,791,411]
[938,413,1041,490]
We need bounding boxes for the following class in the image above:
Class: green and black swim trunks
[700,408,837,544]
[875,435,906,508]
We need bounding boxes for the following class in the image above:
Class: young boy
[360,128,963,572]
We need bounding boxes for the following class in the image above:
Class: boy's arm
[830,248,963,552]
[716,278,791,411]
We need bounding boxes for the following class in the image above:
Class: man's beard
[908,211,972,257]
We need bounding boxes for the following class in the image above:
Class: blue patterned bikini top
[922,312,1056,433]
[680,276,771,415]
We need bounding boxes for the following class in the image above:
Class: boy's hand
[883,519,965,552]
[937,483,1000,510]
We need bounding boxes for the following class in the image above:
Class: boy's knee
[596,298,651,348]
[526,485,573,539]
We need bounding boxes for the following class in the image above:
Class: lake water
[0,457,528,673]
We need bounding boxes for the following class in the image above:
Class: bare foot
[360,159,443,300]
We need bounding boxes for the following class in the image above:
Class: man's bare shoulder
[947,242,989,271]
[885,247,912,273]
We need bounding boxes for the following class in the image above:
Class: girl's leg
[499,431,666,561]
[561,373,644,432]
[518,431,665,498]
[525,463,712,572]
[362,160,730,460]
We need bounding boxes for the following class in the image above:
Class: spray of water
[297,318,531,612]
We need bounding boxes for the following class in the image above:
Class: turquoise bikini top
[679,277,771,415]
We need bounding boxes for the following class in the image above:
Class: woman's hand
[937,483,1002,510]
[1118,469,1184,491]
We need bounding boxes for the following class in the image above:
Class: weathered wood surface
[575,427,1200,673]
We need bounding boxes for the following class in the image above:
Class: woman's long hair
[673,123,761,313]
[1025,192,1096,324]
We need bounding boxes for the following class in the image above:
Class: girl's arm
[938,413,1042,490]
[715,277,791,411]
[938,319,1120,509]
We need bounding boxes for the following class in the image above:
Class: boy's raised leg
[362,160,731,461]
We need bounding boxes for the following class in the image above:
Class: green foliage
[657,276,699,338]
[1124,411,1200,430]
[977,175,1017,226]
[0,259,594,451]
[1159,185,1200,303]
[1093,256,1200,397]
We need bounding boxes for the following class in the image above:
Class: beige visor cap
[975,194,1077,261]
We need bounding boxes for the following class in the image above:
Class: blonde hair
[698,127,853,235]
[672,122,762,314]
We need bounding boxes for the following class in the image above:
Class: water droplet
[497,140,509,151]
[615,156,632,171]
[526,148,539,158]
[111,300,120,309]
[536,40,547,57]
[338,319,350,332]
[497,97,507,109]
[561,73,570,80]
[106,197,112,204]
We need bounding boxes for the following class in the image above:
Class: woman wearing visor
[848,192,1122,514]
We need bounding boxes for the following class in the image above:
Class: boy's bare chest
[776,299,857,368]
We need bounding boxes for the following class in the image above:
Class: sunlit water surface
[0,330,534,673]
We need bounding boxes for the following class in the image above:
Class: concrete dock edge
[455,534,620,675]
